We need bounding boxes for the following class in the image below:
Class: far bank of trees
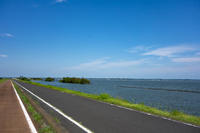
[17,76,90,84]
[59,77,90,84]
[31,78,42,80]
[18,76,30,81]
[45,77,55,82]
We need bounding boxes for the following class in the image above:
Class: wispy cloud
[0,33,14,38]
[143,45,196,57]
[172,57,200,63]
[55,0,66,3]
[196,52,200,56]
[0,54,8,58]
[128,46,151,53]
[67,58,144,71]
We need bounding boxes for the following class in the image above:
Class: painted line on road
[14,81,93,133]
[14,80,200,129]
[11,81,38,133]
[92,96,200,128]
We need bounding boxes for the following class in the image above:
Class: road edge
[11,80,37,133]
[14,80,93,133]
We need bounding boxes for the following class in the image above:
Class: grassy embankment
[0,78,7,83]
[20,80,200,126]
[13,82,55,133]
[59,77,90,84]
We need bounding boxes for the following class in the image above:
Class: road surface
[14,80,200,133]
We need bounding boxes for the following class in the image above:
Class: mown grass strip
[13,82,55,133]
[0,78,7,83]
[20,80,200,126]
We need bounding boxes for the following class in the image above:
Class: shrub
[45,77,55,82]
[59,77,90,84]
[31,78,42,80]
[18,76,30,81]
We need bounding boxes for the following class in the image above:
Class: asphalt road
[14,80,200,133]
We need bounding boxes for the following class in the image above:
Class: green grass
[20,80,200,126]
[53,117,60,124]
[0,78,7,83]
[13,82,55,133]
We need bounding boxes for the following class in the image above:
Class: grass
[53,117,60,124]
[0,78,7,83]
[20,80,200,126]
[13,82,55,133]
[60,77,90,84]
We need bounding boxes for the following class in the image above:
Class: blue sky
[1,0,200,78]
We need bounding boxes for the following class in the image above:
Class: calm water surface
[34,79,200,116]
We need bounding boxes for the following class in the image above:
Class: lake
[33,78,200,116]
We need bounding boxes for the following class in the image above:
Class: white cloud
[67,58,144,71]
[0,54,8,58]
[196,52,200,56]
[0,33,14,38]
[128,46,151,53]
[55,0,66,3]
[143,45,196,57]
[172,57,200,63]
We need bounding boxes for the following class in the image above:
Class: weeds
[14,82,55,133]
[170,110,183,116]
[98,93,111,100]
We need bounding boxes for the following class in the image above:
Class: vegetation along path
[14,80,200,133]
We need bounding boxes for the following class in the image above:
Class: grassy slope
[13,82,55,133]
[0,79,7,83]
[20,80,200,126]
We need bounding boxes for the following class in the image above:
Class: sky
[0,0,200,79]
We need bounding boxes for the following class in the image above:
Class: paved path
[0,80,33,133]
[14,80,200,133]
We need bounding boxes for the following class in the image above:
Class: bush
[45,77,55,82]
[31,78,42,80]
[59,77,90,84]
[18,76,30,81]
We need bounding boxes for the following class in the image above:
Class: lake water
[34,78,200,116]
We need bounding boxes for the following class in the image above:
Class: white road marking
[14,81,93,133]
[11,81,38,133]
[90,95,200,128]
[14,80,200,130]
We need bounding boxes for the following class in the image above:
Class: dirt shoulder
[0,80,31,133]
